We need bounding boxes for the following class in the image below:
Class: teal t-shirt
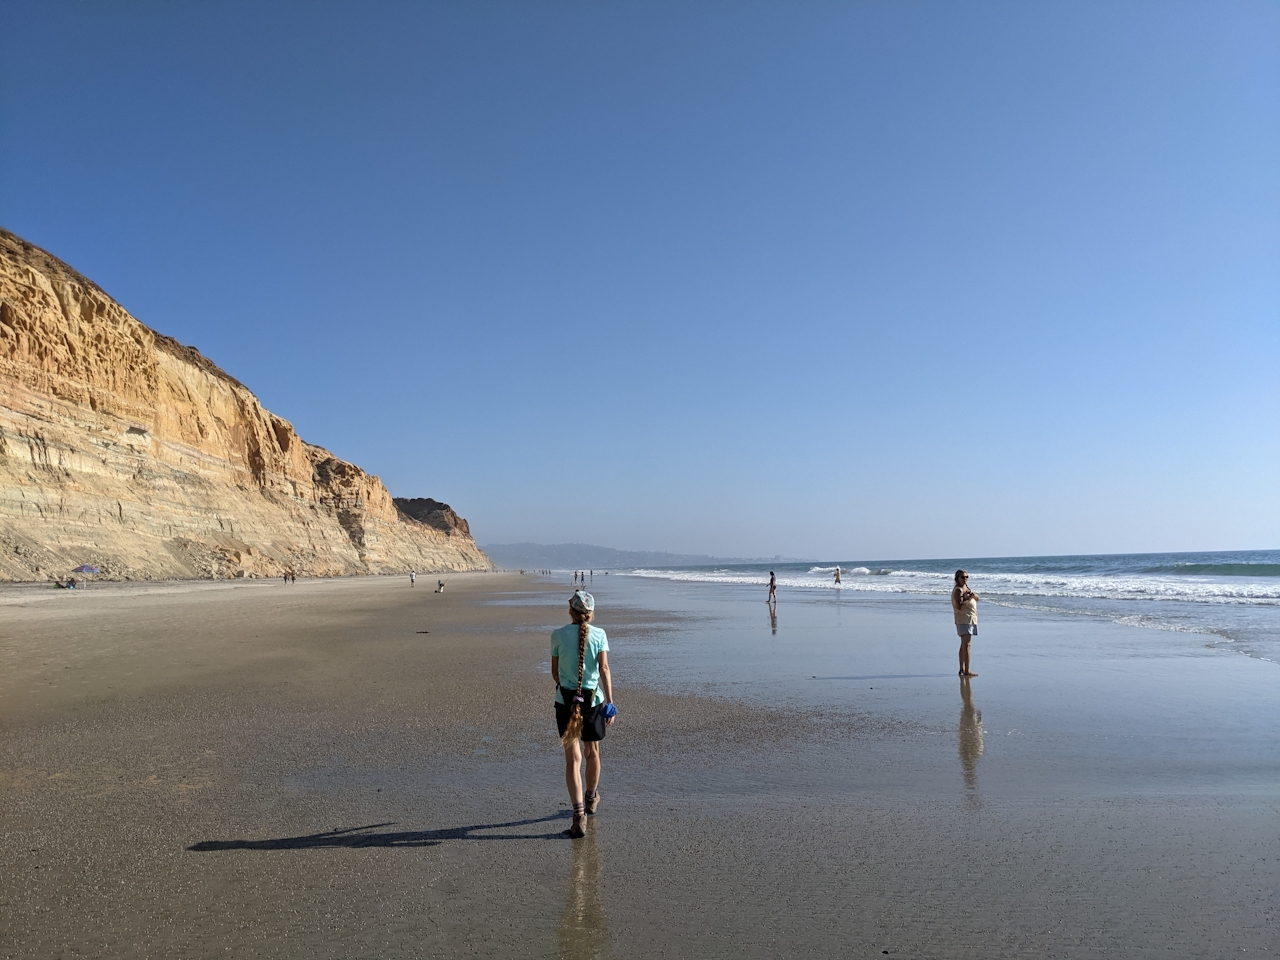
[551,623,609,706]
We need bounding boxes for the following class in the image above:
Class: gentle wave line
[625,567,1280,605]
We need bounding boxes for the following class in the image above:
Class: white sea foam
[625,567,1280,605]
[623,552,1280,663]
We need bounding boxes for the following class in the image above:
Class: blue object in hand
[602,702,618,719]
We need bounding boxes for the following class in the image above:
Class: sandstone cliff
[0,228,492,580]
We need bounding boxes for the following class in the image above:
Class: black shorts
[555,698,608,742]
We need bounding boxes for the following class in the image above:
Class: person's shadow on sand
[188,814,568,851]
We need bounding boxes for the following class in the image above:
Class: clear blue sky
[2,1,1276,559]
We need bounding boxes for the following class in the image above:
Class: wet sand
[1,574,1276,958]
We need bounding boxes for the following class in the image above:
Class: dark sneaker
[585,792,601,815]
[563,815,586,839]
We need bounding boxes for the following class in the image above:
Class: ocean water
[618,549,1280,665]
[545,551,1279,797]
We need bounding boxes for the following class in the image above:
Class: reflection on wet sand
[958,678,984,792]
[556,828,611,960]
[769,604,778,635]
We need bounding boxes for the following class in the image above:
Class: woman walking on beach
[952,569,980,677]
[552,590,615,839]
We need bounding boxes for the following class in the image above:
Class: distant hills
[481,542,767,570]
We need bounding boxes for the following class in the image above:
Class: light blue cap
[569,590,595,614]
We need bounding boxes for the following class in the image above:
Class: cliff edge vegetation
[0,228,492,580]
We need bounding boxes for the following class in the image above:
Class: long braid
[576,618,589,692]
[560,611,592,747]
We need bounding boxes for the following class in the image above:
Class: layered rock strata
[0,228,492,580]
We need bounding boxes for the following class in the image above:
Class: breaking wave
[619,550,1280,662]
[1145,563,1280,577]
[627,562,1280,606]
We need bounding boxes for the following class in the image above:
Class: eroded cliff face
[0,228,492,580]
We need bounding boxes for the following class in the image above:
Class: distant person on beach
[410,571,416,587]
[834,566,841,585]
[436,579,445,593]
[551,589,616,840]
[767,571,777,603]
[952,569,980,677]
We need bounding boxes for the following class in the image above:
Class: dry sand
[1,574,1275,958]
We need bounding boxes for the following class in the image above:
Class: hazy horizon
[483,541,1280,565]
[3,1,1276,559]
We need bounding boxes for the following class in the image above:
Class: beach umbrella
[71,564,100,574]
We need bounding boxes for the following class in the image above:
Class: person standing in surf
[552,590,616,839]
[767,571,777,604]
[952,569,980,677]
